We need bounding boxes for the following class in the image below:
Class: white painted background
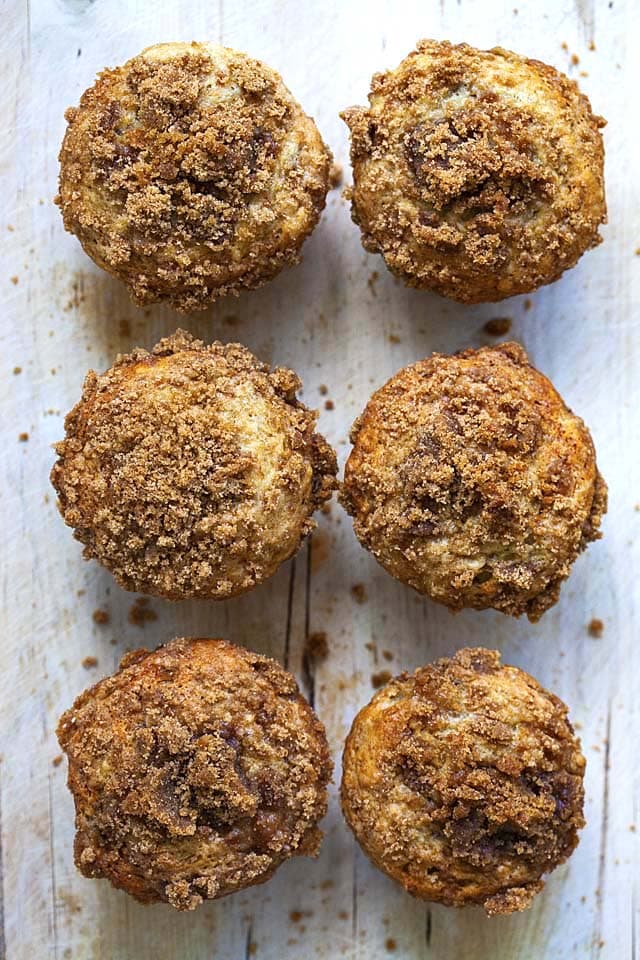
[1,0,638,957]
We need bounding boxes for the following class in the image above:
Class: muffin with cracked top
[341,647,586,915]
[342,39,606,301]
[57,42,331,310]
[51,329,337,599]
[58,637,332,909]
[341,342,606,621]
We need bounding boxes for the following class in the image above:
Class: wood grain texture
[1,0,638,957]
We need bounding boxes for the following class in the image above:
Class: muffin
[342,39,606,302]
[341,342,606,621]
[51,330,337,599]
[341,647,585,915]
[57,637,332,909]
[56,41,331,310]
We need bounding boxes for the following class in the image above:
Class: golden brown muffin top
[342,40,606,301]
[58,637,332,909]
[341,647,585,915]
[341,342,606,620]
[51,330,337,599]
[57,42,331,309]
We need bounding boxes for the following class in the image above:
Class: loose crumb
[289,910,303,924]
[81,656,98,669]
[588,618,604,638]
[329,162,343,188]
[92,608,110,625]
[388,333,401,344]
[128,597,158,627]
[571,54,580,66]
[324,399,334,411]
[561,42,569,51]
[382,649,394,661]
[523,298,533,311]
[385,938,397,952]
[319,384,328,395]
[484,317,512,336]
[18,432,29,442]
[304,631,329,660]
[371,670,392,689]
[13,366,22,374]
[351,583,367,604]
[10,276,18,285]
[588,41,596,51]
[52,755,63,767]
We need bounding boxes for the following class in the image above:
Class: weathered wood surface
[1,0,638,957]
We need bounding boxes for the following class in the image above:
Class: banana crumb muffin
[51,330,337,599]
[58,637,332,909]
[341,647,585,915]
[342,39,606,302]
[341,342,606,621]
[57,42,331,310]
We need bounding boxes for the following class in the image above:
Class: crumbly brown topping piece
[341,647,586,915]
[342,39,606,302]
[58,637,332,909]
[341,342,606,620]
[57,42,331,310]
[51,330,337,599]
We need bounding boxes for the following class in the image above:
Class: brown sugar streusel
[58,637,332,909]
[51,330,337,600]
[342,40,606,302]
[57,42,331,310]
[341,647,586,915]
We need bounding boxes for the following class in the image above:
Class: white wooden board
[1,0,639,957]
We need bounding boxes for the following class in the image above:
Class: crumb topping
[342,39,606,302]
[58,637,332,909]
[51,330,337,599]
[341,342,606,620]
[57,42,331,310]
[341,647,585,914]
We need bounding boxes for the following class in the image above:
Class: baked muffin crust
[342,40,606,301]
[341,647,585,915]
[341,342,606,620]
[57,42,331,310]
[58,637,332,909]
[51,330,337,599]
